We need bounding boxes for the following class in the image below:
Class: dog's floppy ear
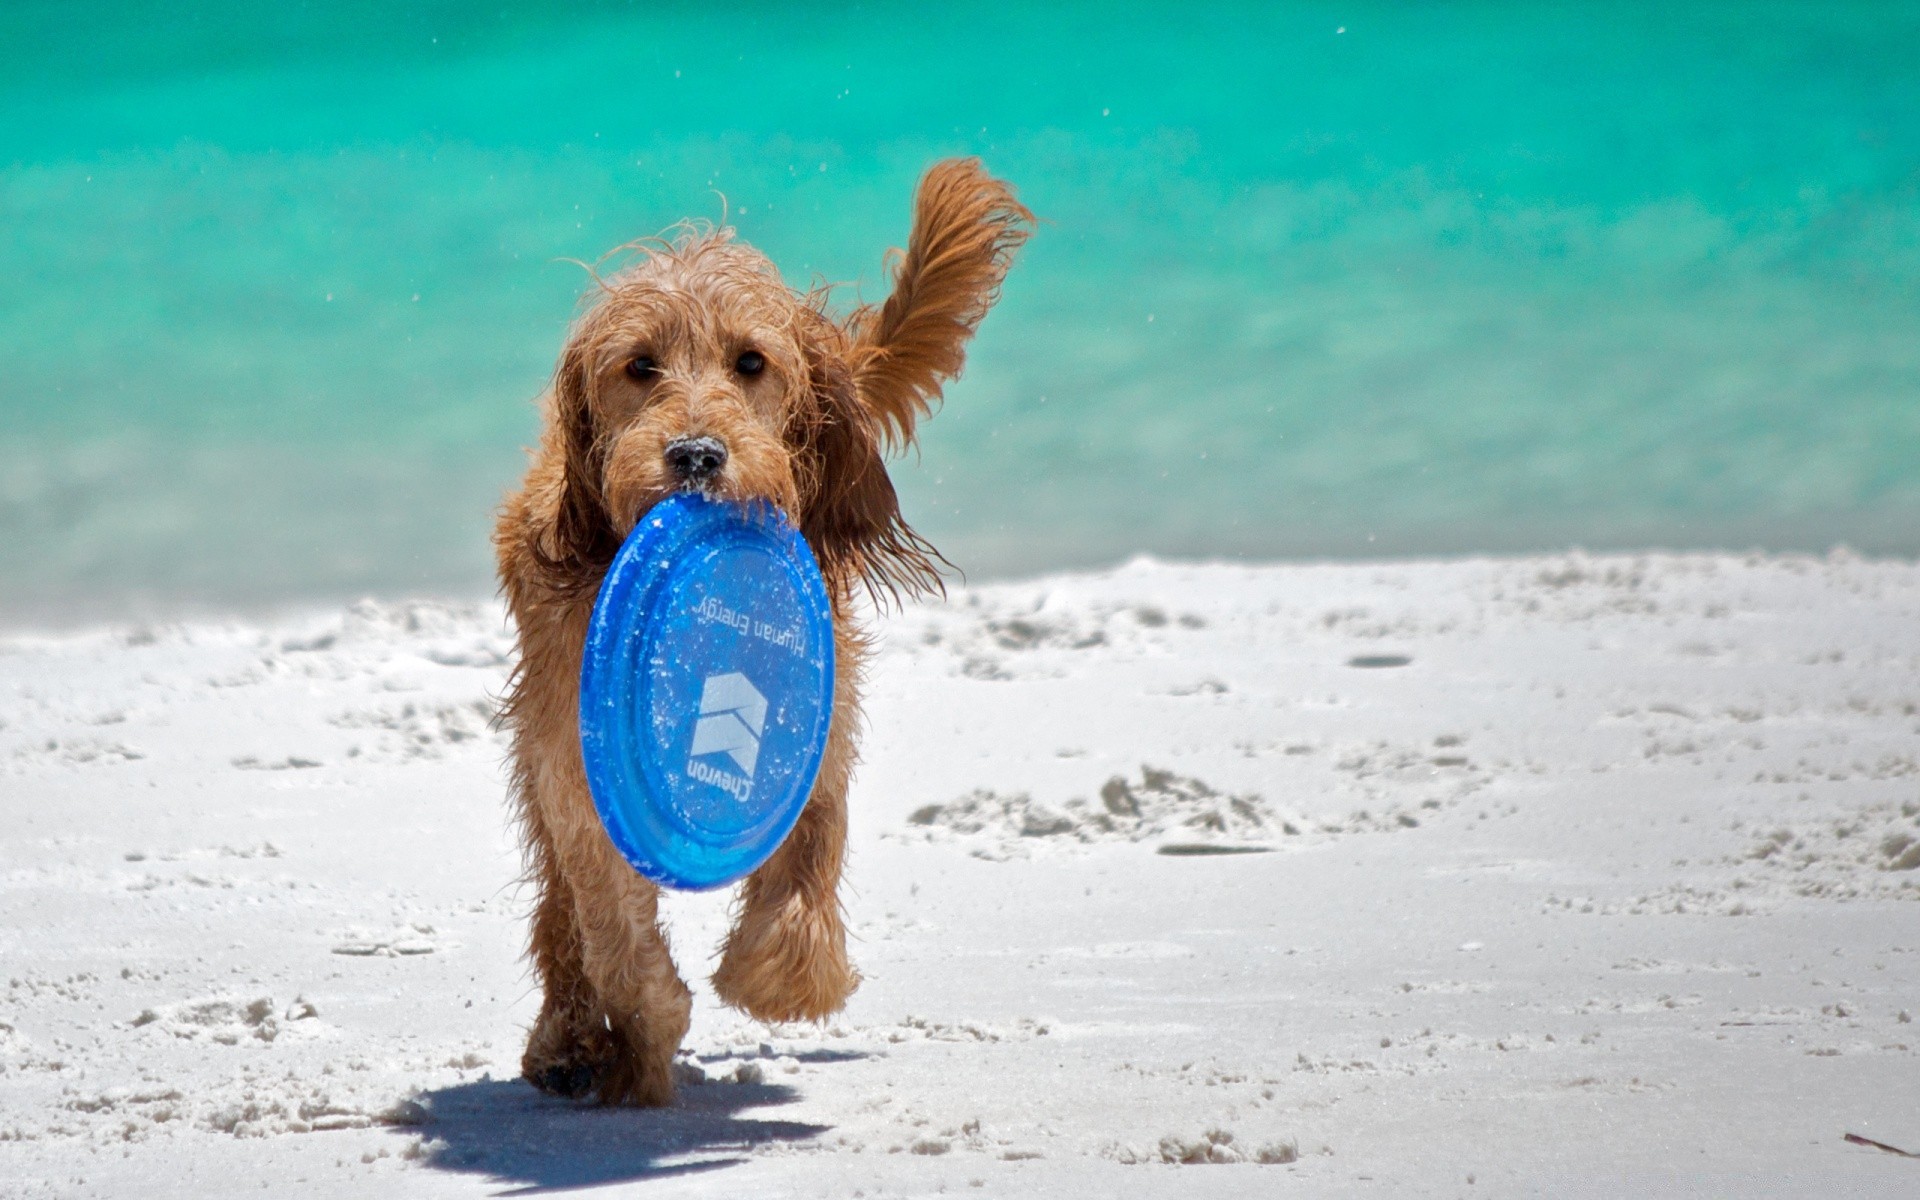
[850,157,1033,449]
[791,321,944,608]
[526,339,620,596]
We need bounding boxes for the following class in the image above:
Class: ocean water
[4,2,1918,623]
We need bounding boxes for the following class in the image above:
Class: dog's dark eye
[625,355,658,381]
[734,350,765,377]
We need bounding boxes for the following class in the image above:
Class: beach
[1,550,1917,1197]
[7,5,1918,1195]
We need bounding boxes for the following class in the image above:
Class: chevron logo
[688,672,767,778]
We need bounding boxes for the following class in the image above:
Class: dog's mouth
[609,434,799,534]
[621,478,790,533]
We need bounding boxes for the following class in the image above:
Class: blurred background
[3,1,1917,625]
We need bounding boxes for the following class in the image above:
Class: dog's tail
[849,158,1033,449]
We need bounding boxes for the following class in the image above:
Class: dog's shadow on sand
[397,1075,831,1195]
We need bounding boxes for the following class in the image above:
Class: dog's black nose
[664,436,728,485]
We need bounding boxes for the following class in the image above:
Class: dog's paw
[526,1060,601,1099]
[589,1016,680,1107]
[713,895,859,1022]
[592,1051,677,1108]
[521,1010,615,1101]
[523,1024,681,1106]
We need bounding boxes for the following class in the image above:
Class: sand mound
[904,765,1284,854]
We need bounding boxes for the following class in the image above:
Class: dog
[493,159,1031,1106]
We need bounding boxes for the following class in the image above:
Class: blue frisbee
[579,493,835,890]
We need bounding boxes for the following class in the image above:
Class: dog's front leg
[713,625,863,1021]
[521,807,688,1106]
[519,828,611,1099]
[545,779,694,1106]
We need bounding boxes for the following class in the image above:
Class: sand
[2,551,1918,1197]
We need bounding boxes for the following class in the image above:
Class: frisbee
[578,492,835,890]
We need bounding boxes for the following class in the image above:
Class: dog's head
[529,159,1031,607]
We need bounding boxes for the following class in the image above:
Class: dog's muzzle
[664,436,728,487]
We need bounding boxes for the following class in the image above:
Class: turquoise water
[4,2,1918,622]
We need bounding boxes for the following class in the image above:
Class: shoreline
[4,543,1916,640]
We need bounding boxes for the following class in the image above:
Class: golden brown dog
[494,159,1030,1106]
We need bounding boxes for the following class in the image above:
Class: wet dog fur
[493,159,1030,1105]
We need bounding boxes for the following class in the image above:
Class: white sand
[2,552,1918,1197]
